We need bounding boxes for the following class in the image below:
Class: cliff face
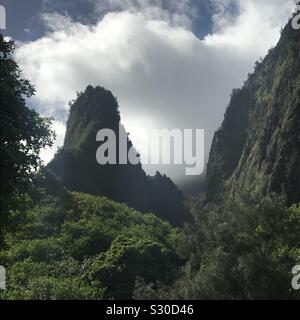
[47,86,190,225]
[206,20,300,205]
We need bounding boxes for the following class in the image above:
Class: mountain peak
[47,85,191,225]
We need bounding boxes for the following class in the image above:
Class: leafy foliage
[0,35,54,238]
[0,190,182,300]
[147,195,300,300]
[206,19,300,205]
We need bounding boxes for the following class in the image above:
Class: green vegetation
[1,183,298,300]
[0,188,182,300]
[155,195,300,300]
[206,20,300,205]
[0,36,184,301]
[0,17,299,301]
[0,35,54,242]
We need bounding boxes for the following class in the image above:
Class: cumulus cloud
[39,120,66,164]
[15,0,296,180]
[207,0,295,51]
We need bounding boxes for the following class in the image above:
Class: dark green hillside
[206,20,300,205]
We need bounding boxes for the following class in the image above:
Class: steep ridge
[47,85,190,225]
[206,18,300,205]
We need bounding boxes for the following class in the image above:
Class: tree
[165,195,300,299]
[0,35,54,237]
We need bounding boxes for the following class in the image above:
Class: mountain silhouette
[47,85,191,225]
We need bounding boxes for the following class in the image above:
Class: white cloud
[207,0,295,53]
[40,120,66,165]
[15,0,296,180]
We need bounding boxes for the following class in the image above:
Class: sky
[1,0,297,183]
